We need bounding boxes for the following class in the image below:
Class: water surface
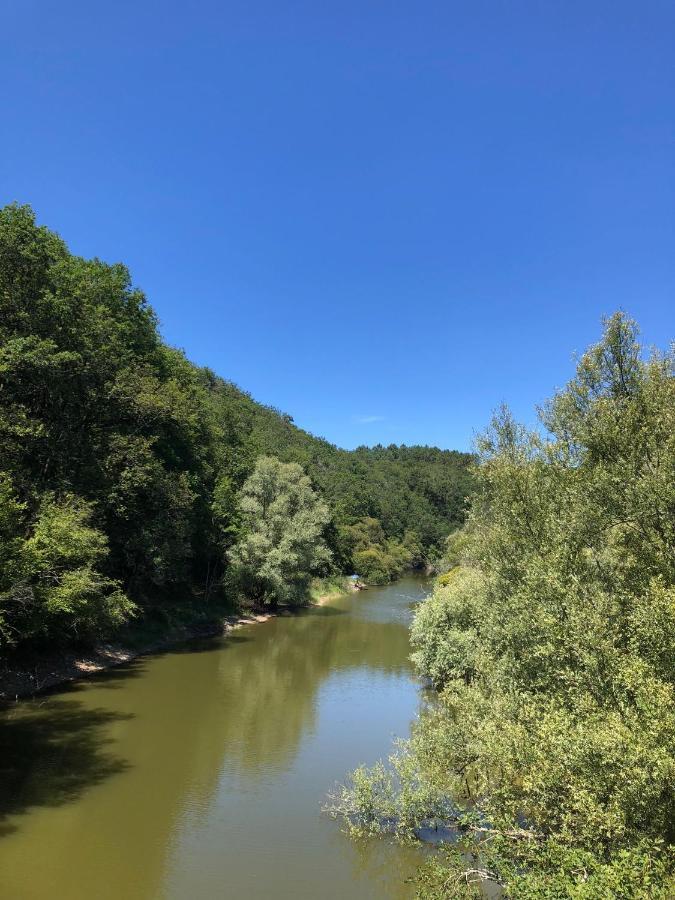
[0,577,430,899]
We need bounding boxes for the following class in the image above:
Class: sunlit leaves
[333,314,675,895]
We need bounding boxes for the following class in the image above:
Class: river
[0,576,432,899]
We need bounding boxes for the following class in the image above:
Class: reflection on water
[0,577,430,899]
[0,700,132,838]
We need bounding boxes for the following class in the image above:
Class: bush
[332,314,675,894]
[0,482,134,646]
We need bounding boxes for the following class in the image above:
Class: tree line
[0,204,473,652]
[330,314,675,897]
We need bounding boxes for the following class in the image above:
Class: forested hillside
[0,204,472,651]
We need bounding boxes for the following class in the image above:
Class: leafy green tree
[228,457,331,607]
[0,479,134,646]
[338,516,426,584]
[331,314,675,896]
[352,547,394,585]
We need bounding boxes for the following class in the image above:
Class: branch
[457,867,503,886]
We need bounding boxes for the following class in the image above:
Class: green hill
[0,204,473,650]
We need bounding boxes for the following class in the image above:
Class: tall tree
[228,457,331,607]
[331,314,675,897]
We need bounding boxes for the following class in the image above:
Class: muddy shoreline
[0,588,357,703]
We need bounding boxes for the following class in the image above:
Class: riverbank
[0,575,428,900]
[0,577,357,702]
[310,575,364,604]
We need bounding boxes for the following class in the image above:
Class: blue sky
[2,1,673,450]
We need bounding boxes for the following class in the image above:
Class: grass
[308,576,353,604]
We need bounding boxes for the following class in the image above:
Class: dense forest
[0,204,473,652]
[331,314,675,897]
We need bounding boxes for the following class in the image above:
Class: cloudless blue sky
[2,1,673,449]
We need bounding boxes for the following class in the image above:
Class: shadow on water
[0,583,422,848]
[299,604,348,617]
[0,699,134,838]
[52,632,253,696]
[0,632,258,840]
[0,578,434,900]
[166,632,251,654]
[57,656,150,692]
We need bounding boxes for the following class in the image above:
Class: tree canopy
[228,456,331,607]
[330,314,675,897]
[0,203,473,650]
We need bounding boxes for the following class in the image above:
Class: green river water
[0,576,432,899]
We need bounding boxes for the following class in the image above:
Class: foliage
[409,567,482,687]
[331,314,675,896]
[240,403,475,562]
[0,476,133,644]
[0,203,472,650]
[339,517,426,584]
[227,457,331,606]
[414,839,675,899]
